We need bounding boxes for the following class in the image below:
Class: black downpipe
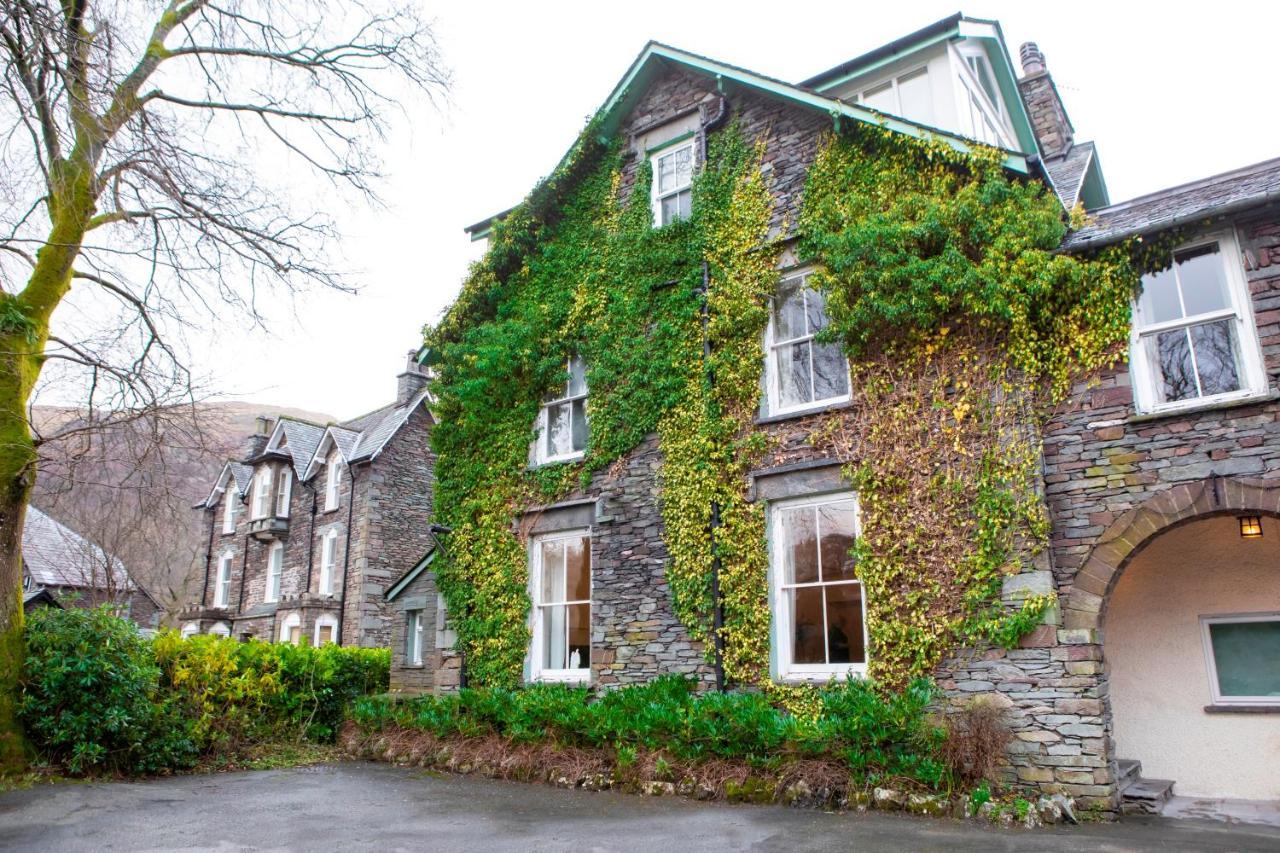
[698,95,730,694]
[200,506,216,606]
[334,463,358,647]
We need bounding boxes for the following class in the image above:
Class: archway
[1068,477,1280,801]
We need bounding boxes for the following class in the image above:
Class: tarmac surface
[1,761,1278,852]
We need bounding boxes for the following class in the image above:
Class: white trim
[532,356,589,466]
[768,491,868,683]
[1129,230,1268,415]
[318,529,338,596]
[209,621,231,638]
[406,609,424,665]
[528,528,592,684]
[763,269,852,416]
[181,622,199,639]
[214,551,234,607]
[221,486,237,534]
[1200,612,1280,706]
[650,139,695,227]
[265,541,283,603]
[314,614,339,646]
[279,612,302,644]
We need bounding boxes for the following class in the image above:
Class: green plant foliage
[353,675,946,788]
[18,607,389,776]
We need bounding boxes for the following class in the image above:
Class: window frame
[265,541,283,603]
[251,466,273,520]
[318,529,338,596]
[1129,230,1267,415]
[314,614,338,647]
[324,454,342,511]
[181,623,199,639]
[853,64,934,126]
[528,528,592,685]
[533,356,589,466]
[763,269,852,417]
[209,622,231,638]
[276,467,292,518]
[649,137,696,227]
[214,551,234,607]
[221,487,237,534]
[1199,612,1280,706]
[768,491,869,683]
[406,609,424,666]
[278,612,302,644]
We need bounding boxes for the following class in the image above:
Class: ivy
[423,114,1145,695]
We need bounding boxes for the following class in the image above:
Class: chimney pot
[255,415,273,435]
[1020,42,1046,76]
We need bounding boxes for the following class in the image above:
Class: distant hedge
[18,606,389,775]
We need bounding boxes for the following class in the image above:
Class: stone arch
[1063,476,1280,630]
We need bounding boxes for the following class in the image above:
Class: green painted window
[1206,617,1280,701]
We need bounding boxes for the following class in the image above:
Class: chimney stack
[1015,41,1074,160]
[243,415,273,460]
[396,349,429,405]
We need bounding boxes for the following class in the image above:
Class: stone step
[1120,776,1175,815]
[1116,758,1142,789]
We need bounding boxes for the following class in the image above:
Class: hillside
[31,401,334,617]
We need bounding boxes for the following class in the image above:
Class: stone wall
[388,566,461,694]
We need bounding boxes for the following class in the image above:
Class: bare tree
[0,0,449,769]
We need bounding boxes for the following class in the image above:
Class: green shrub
[19,606,196,775]
[353,675,948,788]
[20,608,390,776]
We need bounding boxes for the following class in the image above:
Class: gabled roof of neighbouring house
[1042,141,1107,213]
[23,505,132,592]
[262,417,328,479]
[465,33,1036,240]
[301,387,433,480]
[1063,156,1280,252]
[199,460,254,509]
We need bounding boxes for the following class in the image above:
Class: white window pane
[542,603,567,669]
[660,194,682,226]
[658,146,692,194]
[825,583,866,664]
[565,536,589,601]
[568,356,587,397]
[775,280,807,341]
[791,586,825,663]
[571,399,588,452]
[1139,266,1182,324]
[1189,319,1241,396]
[1209,620,1280,698]
[1177,244,1231,316]
[861,81,895,113]
[546,402,573,457]
[1148,327,1197,403]
[811,342,849,401]
[780,507,818,584]
[804,285,831,334]
[896,68,933,124]
[540,540,565,603]
[567,602,590,670]
[818,502,858,581]
[777,341,813,407]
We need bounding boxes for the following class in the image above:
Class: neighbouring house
[385,547,461,694]
[22,505,161,628]
[179,353,436,647]
[407,11,1279,814]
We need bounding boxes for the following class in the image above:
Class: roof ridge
[1094,155,1280,214]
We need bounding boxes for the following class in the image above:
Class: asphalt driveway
[0,761,1277,852]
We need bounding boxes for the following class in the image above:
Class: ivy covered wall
[421,67,1143,700]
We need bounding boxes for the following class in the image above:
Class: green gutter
[808,28,958,95]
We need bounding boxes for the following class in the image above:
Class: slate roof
[23,505,132,591]
[347,388,432,462]
[274,418,326,478]
[1043,142,1096,212]
[1063,156,1280,252]
[199,460,253,509]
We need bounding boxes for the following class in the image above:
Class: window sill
[1126,390,1278,425]
[321,506,341,515]
[777,669,867,685]
[756,398,854,426]
[529,454,586,470]
[531,673,591,686]
[1204,704,1280,714]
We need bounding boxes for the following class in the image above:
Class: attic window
[964,53,1000,115]
[650,140,694,226]
[853,67,933,126]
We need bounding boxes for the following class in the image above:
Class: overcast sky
[201,1,1278,419]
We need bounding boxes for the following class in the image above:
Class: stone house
[179,354,435,647]
[21,505,161,629]
[410,13,1278,812]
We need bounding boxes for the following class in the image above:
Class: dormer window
[534,356,588,465]
[650,140,694,226]
[222,488,237,534]
[251,467,273,520]
[324,454,341,511]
